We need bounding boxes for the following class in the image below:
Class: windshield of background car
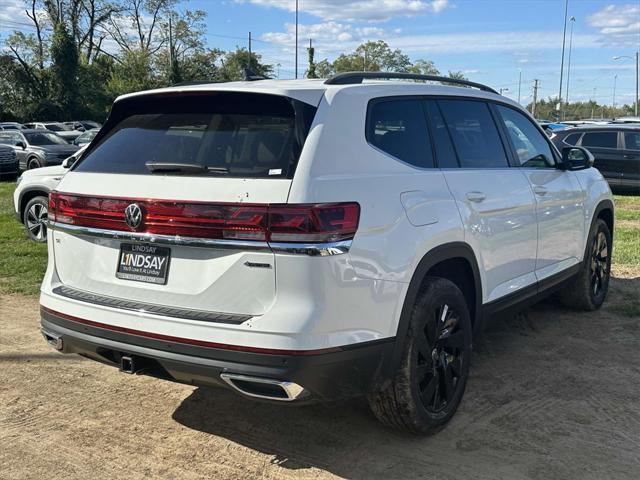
[44,124,65,132]
[25,132,69,146]
[74,92,317,178]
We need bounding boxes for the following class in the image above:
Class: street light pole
[613,52,639,116]
[564,16,575,119]
[295,0,299,79]
[517,68,522,104]
[613,74,618,111]
[557,0,569,119]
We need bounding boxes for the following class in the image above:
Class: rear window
[75,93,317,178]
[581,132,617,149]
[562,132,581,146]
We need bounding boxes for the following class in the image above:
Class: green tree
[447,70,468,80]
[408,59,440,76]
[219,48,273,81]
[50,22,80,116]
[306,42,317,79]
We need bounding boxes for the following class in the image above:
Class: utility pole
[248,31,252,70]
[613,74,618,111]
[517,68,522,104]
[564,16,576,119]
[557,0,569,118]
[532,79,539,117]
[295,0,299,79]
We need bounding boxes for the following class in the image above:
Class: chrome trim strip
[48,221,352,256]
[269,240,352,256]
[220,373,307,401]
[52,285,252,325]
[48,221,271,251]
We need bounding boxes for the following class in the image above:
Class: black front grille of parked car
[0,148,17,165]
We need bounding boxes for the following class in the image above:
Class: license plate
[116,243,171,285]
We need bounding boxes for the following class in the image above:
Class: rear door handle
[623,154,637,159]
[466,191,486,203]
[533,186,548,196]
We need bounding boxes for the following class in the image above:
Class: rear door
[620,130,640,192]
[430,98,538,303]
[52,91,317,316]
[578,130,621,187]
[494,104,585,280]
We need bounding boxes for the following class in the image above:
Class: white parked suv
[13,147,87,241]
[40,73,614,434]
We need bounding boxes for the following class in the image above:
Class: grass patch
[0,181,48,295]
[0,181,638,297]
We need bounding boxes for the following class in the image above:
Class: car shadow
[171,276,639,479]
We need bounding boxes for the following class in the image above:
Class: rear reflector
[48,192,359,243]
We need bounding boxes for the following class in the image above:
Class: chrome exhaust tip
[220,373,307,401]
[41,329,63,351]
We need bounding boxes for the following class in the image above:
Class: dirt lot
[1,276,639,480]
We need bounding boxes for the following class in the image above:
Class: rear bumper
[41,307,395,402]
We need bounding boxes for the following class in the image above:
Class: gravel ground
[1,276,639,480]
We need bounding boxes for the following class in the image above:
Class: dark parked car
[0,144,19,178]
[0,122,27,130]
[551,125,640,193]
[0,129,79,170]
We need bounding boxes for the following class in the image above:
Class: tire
[368,277,472,434]
[23,196,49,242]
[557,218,612,311]
[27,157,42,170]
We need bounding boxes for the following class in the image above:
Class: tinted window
[582,132,617,149]
[75,93,316,178]
[44,123,65,132]
[624,132,640,151]
[437,99,508,168]
[425,101,459,168]
[497,105,555,168]
[0,132,21,144]
[24,132,68,146]
[367,99,433,168]
[562,133,581,146]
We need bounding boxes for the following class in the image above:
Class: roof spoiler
[324,72,498,94]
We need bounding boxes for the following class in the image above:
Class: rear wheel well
[597,207,614,237]
[19,190,49,222]
[424,257,477,329]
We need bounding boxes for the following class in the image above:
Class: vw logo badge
[124,203,143,230]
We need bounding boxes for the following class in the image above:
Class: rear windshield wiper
[145,162,228,174]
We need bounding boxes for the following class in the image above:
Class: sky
[0,0,638,107]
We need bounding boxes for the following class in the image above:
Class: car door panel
[579,131,621,188]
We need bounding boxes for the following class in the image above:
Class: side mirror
[560,146,594,171]
[15,140,26,149]
[62,156,76,168]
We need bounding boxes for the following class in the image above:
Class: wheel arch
[593,199,614,241]
[19,188,50,223]
[388,242,482,374]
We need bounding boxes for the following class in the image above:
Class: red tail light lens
[268,203,360,242]
[49,192,359,244]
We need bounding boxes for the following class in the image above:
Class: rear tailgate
[49,91,318,317]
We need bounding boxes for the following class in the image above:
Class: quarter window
[623,132,640,151]
[437,99,509,168]
[367,99,434,168]
[562,132,581,146]
[581,132,617,149]
[496,105,555,168]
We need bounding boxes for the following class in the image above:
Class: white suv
[40,73,613,434]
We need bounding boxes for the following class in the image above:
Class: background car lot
[0,178,638,479]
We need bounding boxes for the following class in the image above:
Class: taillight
[49,193,360,244]
[268,203,360,242]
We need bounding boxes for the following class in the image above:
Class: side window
[623,132,640,151]
[562,132,581,146]
[437,99,509,168]
[425,101,459,168]
[367,98,434,168]
[581,132,617,149]
[496,105,555,168]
